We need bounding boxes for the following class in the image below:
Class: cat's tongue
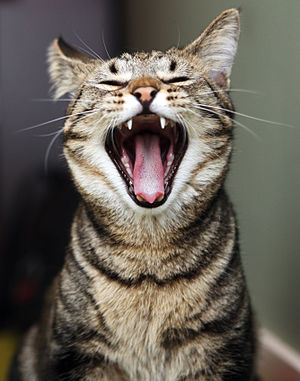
[133,133,164,204]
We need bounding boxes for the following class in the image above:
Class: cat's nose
[133,86,158,106]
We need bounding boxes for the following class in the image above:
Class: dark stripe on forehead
[170,60,177,71]
[109,62,118,73]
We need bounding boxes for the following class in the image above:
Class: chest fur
[85,275,206,380]
[91,275,201,348]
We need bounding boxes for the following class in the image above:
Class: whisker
[44,128,64,172]
[107,117,118,134]
[197,88,261,96]
[33,129,64,138]
[17,109,96,133]
[72,44,101,60]
[101,31,111,60]
[74,32,103,60]
[175,112,185,126]
[17,115,73,133]
[183,105,203,119]
[176,25,181,49]
[70,115,89,126]
[70,110,99,126]
[178,106,211,136]
[31,98,78,102]
[175,112,194,137]
[176,112,192,127]
[193,102,294,129]
[191,103,260,140]
[99,116,118,149]
[110,124,116,152]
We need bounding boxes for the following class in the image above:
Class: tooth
[127,168,133,177]
[160,117,166,129]
[170,120,175,128]
[136,195,144,202]
[127,119,132,130]
[156,195,164,202]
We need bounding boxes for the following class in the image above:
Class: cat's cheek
[65,142,127,207]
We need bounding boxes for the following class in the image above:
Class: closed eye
[99,80,128,87]
[162,76,190,84]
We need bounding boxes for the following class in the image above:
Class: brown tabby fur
[11,9,258,381]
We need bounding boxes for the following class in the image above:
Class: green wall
[124,0,300,351]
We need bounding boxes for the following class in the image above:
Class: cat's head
[48,9,239,216]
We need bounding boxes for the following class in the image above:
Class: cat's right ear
[48,37,95,99]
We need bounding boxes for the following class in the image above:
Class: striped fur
[12,9,258,381]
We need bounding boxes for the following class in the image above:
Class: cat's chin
[105,113,188,208]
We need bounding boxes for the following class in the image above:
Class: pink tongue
[133,133,164,204]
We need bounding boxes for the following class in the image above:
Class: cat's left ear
[48,37,96,99]
[183,9,240,87]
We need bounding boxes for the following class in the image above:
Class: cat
[10,8,258,381]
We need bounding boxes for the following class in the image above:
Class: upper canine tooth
[127,119,133,130]
[160,117,166,129]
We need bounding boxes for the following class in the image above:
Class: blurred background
[0,0,299,380]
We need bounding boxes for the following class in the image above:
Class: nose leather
[133,86,158,104]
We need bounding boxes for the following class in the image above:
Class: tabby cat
[11,9,258,381]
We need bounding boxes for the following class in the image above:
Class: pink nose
[133,86,158,104]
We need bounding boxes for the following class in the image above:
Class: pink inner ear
[211,71,227,87]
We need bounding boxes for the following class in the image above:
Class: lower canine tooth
[156,195,164,202]
[136,195,144,202]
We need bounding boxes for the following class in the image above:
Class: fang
[160,117,166,129]
[127,119,133,130]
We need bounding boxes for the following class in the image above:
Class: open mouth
[105,114,188,208]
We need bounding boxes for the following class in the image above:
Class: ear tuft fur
[47,38,96,99]
[183,9,240,86]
